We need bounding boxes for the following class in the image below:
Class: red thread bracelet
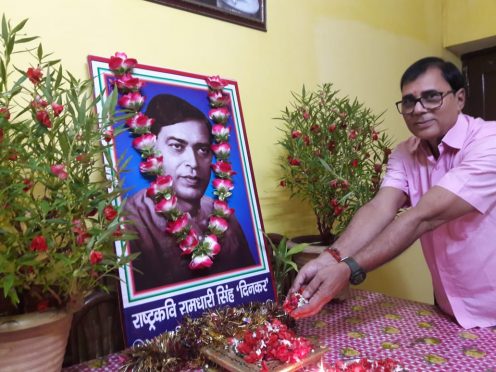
[324,247,342,262]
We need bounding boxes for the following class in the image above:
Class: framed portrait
[146,0,266,31]
[88,55,275,346]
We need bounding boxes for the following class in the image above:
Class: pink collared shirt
[382,114,496,328]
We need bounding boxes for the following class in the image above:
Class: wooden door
[462,47,496,120]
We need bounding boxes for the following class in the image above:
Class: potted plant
[277,84,393,249]
[0,16,133,370]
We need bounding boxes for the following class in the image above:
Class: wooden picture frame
[147,0,266,31]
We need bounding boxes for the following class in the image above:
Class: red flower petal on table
[27,67,43,84]
[30,235,48,252]
[89,250,103,265]
[103,205,118,221]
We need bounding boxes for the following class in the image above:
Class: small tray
[201,344,328,372]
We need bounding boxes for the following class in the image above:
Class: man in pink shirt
[290,57,496,328]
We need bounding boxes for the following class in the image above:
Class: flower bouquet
[0,16,134,316]
[277,84,393,245]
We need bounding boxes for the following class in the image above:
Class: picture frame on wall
[146,0,266,31]
[88,55,275,346]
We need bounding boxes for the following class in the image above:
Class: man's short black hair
[400,57,466,92]
[145,94,211,136]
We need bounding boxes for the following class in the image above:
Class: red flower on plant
[0,107,11,120]
[288,157,301,166]
[349,130,357,140]
[103,205,118,221]
[51,102,64,117]
[30,235,48,252]
[371,130,379,141]
[89,250,103,265]
[103,128,114,143]
[27,67,43,84]
[351,159,359,168]
[50,164,68,180]
[36,299,50,312]
[22,178,33,192]
[36,110,52,128]
[328,123,337,132]
[291,130,302,139]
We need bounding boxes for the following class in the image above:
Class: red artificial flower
[118,92,145,111]
[211,160,236,177]
[126,112,155,133]
[89,250,103,265]
[208,215,229,235]
[302,111,310,120]
[165,214,190,236]
[30,235,48,252]
[109,52,137,76]
[139,155,163,175]
[36,110,52,128]
[27,67,43,84]
[189,254,213,270]
[351,159,359,168]
[179,230,199,255]
[115,72,143,92]
[103,205,118,221]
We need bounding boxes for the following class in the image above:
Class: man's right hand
[288,252,350,319]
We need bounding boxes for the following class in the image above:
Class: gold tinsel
[121,301,293,371]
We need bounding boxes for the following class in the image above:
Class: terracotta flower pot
[0,310,73,372]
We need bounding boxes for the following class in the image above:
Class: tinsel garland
[121,301,293,371]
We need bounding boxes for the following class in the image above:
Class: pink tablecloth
[64,289,496,371]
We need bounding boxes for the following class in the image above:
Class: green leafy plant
[277,84,393,245]
[265,234,307,300]
[0,15,134,315]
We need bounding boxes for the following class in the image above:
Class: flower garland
[109,52,235,270]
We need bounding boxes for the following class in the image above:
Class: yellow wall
[2,0,457,304]
[443,0,496,54]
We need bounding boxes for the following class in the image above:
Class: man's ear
[456,88,466,112]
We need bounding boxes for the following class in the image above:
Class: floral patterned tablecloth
[63,289,496,371]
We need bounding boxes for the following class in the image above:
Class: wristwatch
[340,256,366,285]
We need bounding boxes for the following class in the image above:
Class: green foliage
[0,15,134,314]
[265,234,307,301]
[277,84,394,244]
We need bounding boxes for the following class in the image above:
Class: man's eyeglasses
[395,90,454,115]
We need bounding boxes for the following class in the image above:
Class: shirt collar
[440,113,468,150]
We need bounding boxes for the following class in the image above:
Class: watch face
[350,271,366,285]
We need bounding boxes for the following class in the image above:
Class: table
[63,289,496,371]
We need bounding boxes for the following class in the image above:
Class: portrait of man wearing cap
[124,94,255,291]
